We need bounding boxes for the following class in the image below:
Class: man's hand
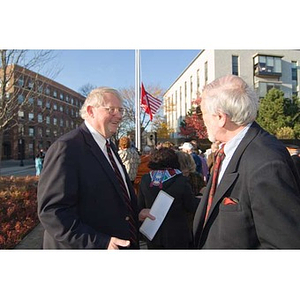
[108,237,130,250]
[138,208,156,222]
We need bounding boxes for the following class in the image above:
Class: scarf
[149,169,182,189]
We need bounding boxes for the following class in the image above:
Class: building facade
[1,65,85,160]
[163,49,300,139]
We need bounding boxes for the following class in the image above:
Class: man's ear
[218,112,227,128]
[87,105,94,118]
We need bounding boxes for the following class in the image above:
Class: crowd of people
[37,76,300,250]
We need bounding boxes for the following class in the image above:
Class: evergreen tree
[257,88,300,139]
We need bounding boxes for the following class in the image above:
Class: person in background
[118,136,141,185]
[35,153,43,176]
[138,147,196,249]
[198,149,209,183]
[162,141,175,149]
[179,142,203,175]
[206,141,221,175]
[177,151,206,198]
[133,145,152,195]
[38,87,140,249]
[193,74,300,249]
[39,148,45,166]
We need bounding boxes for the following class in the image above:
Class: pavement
[1,159,147,250]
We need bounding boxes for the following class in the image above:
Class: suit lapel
[79,123,130,204]
[204,122,260,225]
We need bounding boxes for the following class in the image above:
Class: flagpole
[135,49,141,152]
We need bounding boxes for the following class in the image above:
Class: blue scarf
[149,169,182,189]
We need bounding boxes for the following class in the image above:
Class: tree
[0,49,59,162]
[78,83,97,97]
[179,98,207,140]
[118,84,164,139]
[257,88,300,139]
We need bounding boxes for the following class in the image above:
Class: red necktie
[106,140,138,247]
[204,144,225,223]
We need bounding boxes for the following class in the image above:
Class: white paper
[139,190,174,241]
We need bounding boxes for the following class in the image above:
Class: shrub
[0,176,39,249]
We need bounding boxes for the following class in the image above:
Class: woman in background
[138,147,196,249]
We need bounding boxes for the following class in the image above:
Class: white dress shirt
[218,122,252,185]
[84,121,130,196]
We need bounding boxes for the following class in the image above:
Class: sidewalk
[0,159,35,176]
[14,223,44,249]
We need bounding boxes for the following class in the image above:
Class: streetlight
[19,138,24,166]
[18,124,24,167]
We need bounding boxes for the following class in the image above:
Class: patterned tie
[106,140,138,247]
[204,144,225,223]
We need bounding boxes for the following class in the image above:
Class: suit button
[125,216,130,221]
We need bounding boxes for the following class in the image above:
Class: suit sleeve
[250,158,300,248]
[37,140,111,249]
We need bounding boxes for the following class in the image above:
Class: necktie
[204,144,225,223]
[106,140,138,247]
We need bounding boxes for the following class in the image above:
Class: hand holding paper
[139,209,156,222]
[139,190,174,241]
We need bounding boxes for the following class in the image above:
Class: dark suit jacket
[37,122,139,249]
[193,122,300,249]
[138,173,197,249]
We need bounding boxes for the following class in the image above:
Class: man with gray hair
[193,75,300,249]
[38,87,139,249]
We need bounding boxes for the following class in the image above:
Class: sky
[45,49,201,95]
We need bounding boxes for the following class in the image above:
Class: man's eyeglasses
[99,106,125,116]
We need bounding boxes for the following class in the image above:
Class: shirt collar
[84,120,107,152]
[223,122,252,158]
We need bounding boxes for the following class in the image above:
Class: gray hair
[201,75,259,126]
[79,87,123,120]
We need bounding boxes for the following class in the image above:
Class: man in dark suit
[193,75,300,249]
[37,87,139,249]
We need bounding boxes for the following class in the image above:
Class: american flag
[141,83,162,121]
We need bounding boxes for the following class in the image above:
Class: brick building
[1,65,85,160]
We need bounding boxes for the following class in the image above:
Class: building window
[60,93,64,100]
[18,94,24,103]
[292,61,298,96]
[204,61,208,85]
[254,55,282,76]
[28,80,34,89]
[46,101,51,109]
[18,77,24,87]
[37,99,43,107]
[46,116,50,124]
[29,127,35,137]
[18,110,24,119]
[28,112,34,121]
[29,97,34,105]
[53,90,57,98]
[38,114,43,123]
[53,117,57,126]
[46,129,51,137]
[45,87,50,95]
[232,55,239,76]
[38,127,43,138]
[197,69,200,96]
[256,81,281,98]
[53,103,57,110]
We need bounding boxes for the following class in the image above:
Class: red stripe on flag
[140,83,162,121]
